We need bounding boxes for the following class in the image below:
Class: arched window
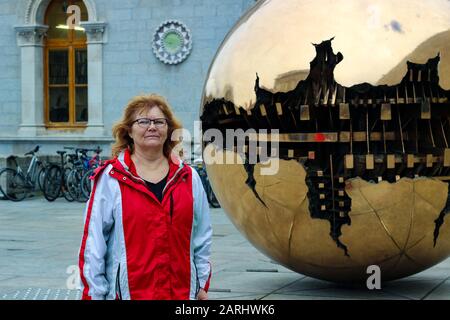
[44,0,88,127]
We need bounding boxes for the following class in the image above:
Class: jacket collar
[114,148,187,184]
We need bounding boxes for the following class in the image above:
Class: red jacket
[78,149,212,300]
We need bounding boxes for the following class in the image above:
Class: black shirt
[144,173,168,203]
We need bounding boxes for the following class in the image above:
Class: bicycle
[66,147,102,202]
[42,148,79,202]
[0,146,44,201]
[79,148,103,200]
[192,161,221,208]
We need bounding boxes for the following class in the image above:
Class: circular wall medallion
[152,20,192,65]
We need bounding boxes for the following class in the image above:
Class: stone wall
[0,0,256,159]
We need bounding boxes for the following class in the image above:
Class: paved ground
[0,196,449,300]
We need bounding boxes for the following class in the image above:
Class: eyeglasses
[133,118,168,129]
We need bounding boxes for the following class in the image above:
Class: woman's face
[129,106,169,153]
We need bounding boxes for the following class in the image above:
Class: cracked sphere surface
[201,0,450,282]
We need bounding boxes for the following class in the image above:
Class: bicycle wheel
[62,167,75,202]
[206,183,221,208]
[81,168,94,199]
[0,168,29,201]
[67,169,87,202]
[37,165,47,192]
[43,165,62,202]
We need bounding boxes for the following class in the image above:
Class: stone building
[0,0,255,163]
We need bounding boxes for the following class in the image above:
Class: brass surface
[201,0,450,282]
[205,145,450,282]
[300,105,310,121]
[445,149,450,167]
[426,154,434,168]
[275,102,283,116]
[248,131,400,143]
[421,99,432,119]
[366,154,375,170]
[202,0,450,108]
[288,149,294,158]
[222,104,229,116]
[407,154,415,168]
[380,103,392,121]
[387,154,396,169]
[345,154,354,169]
[339,103,350,120]
[260,104,267,116]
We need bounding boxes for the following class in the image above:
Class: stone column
[14,25,48,137]
[81,21,107,137]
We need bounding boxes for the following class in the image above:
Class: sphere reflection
[201,0,450,282]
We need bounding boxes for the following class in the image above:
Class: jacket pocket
[116,264,122,300]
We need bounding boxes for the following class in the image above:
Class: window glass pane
[46,0,88,40]
[49,87,69,122]
[75,49,87,84]
[49,50,69,85]
[46,0,69,39]
[75,87,88,122]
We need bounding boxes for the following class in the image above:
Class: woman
[78,94,212,300]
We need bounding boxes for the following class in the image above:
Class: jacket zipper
[116,264,122,300]
[162,165,184,195]
[193,263,200,297]
[166,170,190,223]
[113,164,185,199]
[114,163,187,223]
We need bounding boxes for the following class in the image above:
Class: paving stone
[423,279,450,300]
[209,270,302,294]
[384,278,448,300]
[0,197,449,300]
[0,288,82,300]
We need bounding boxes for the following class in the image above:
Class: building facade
[0,0,255,161]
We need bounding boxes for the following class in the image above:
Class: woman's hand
[196,288,208,300]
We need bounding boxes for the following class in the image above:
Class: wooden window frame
[44,0,88,129]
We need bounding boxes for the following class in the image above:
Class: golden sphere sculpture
[201,0,450,282]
